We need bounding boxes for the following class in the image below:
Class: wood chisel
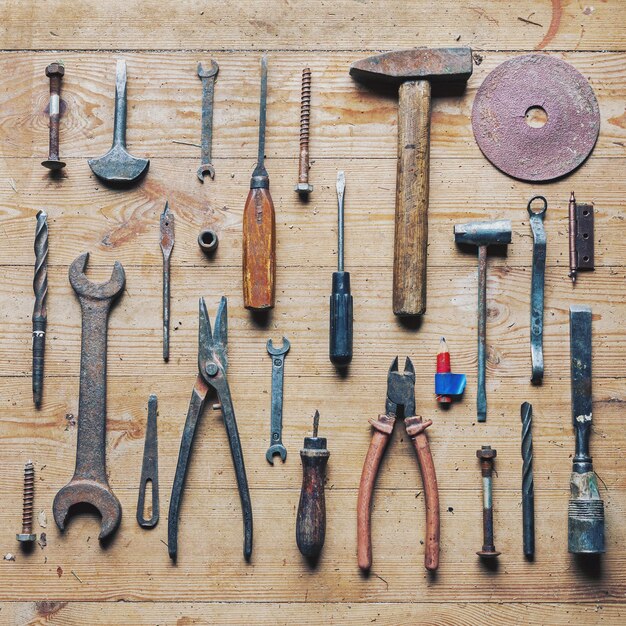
[242,55,276,310]
[329,171,353,366]
[296,411,330,560]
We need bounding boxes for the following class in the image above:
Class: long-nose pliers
[357,356,440,571]
[168,297,253,561]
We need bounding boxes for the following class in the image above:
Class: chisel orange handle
[242,184,276,310]
[405,415,439,571]
[357,414,394,571]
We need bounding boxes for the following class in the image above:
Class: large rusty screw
[16,461,37,544]
[294,68,313,196]
[42,62,66,171]
[476,446,500,558]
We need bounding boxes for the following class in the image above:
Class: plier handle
[168,297,253,561]
[357,357,440,571]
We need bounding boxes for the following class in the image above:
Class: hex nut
[16,533,37,543]
[294,182,314,194]
[476,446,497,460]
[45,63,65,77]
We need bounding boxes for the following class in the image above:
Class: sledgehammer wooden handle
[393,80,431,316]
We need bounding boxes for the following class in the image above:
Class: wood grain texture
[0,1,624,624]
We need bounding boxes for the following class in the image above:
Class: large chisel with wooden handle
[350,48,472,316]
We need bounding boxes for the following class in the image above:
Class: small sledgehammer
[350,48,472,316]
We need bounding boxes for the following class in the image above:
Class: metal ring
[527,195,547,217]
[198,229,219,254]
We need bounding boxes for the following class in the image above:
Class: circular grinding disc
[472,54,600,181]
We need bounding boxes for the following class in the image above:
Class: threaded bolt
[17,461,37,543]
[295,68,313,195]
[476,446,500,558]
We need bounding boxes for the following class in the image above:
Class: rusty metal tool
[476,445,500,558]
[32,210,48,408]
[568,305,604,554]
[53,253,125,541]
[168,297,253,561]
[197,60,219,181]
[42,63,66,171]
[243,55,276,310]
[16,461,37,544]
[296,410,329,560]
[528,196,547,384]
[329,171,353,366]
[521,402,535,558]
[454,220,512,422]
[198,228,219,254]
[294,67,313,196]
[357,357,440,572]
[472,55,600,182]
[160,202,174,361]
[137,394,159,528]
[568,192,595,284]
[266,337,290,464]
[88,60,149,184]
[350,48,473,316]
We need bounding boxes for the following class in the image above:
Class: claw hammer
[350,48,472,316]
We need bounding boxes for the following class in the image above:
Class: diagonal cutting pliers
[168,297,253,561]
[357,356,440,571]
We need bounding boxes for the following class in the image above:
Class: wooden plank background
[0,1,624,624]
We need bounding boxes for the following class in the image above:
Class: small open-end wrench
[266,337,290,464]
[53,253,125,541]
[197,60,219,182]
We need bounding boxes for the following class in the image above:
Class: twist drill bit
[32,211,48,407]
[521,402,535,558]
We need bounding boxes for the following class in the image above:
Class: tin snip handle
[528,196,547,384]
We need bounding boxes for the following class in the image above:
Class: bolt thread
[21,461,35,534]
[33,212,48,320]
[299,68,311,148]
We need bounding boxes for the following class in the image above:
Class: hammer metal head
[88,144,149,184]
[454,220,512,247]
[350,47,473,87]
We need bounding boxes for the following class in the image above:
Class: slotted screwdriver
[242,55,276,310]
[329,171,353,366]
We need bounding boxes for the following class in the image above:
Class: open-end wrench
[52,253,125,541]
[197,60,219,182]
[266,337,290,464]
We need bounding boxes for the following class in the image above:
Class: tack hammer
[350,48,472,316]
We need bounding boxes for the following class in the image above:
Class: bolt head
[294,183,313,194]
[16,533,37,543]
[45,63,65,78]
[476,446,497,459]
[477,548,501,559]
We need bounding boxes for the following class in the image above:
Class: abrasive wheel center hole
[525,106,548,128]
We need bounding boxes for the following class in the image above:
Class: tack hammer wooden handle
[393,80,431,316]
[242,186,276,310]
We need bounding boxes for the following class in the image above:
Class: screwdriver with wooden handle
[243,55,276,310]
[296,410,330,560]
[329,171,353,366]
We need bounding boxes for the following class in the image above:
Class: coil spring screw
[295,68,313,196]
[16,461,37,543]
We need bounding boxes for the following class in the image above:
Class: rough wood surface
[0,1,624,624]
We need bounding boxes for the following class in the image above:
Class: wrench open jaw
[53,253,125,542]
[168,297,253,562]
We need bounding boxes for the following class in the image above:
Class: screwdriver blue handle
[329,271,353,366]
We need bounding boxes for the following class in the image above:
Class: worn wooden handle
[405,416,440,571]
[242,186,276,310]
[392,79,431,316]
[357,415,394,571]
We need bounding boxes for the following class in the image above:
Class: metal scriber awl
[528,196,547,384]
[53,253,125,541]
[160,202,174,361]
[357,357,440,572]
[197,60,219,181]
[168,297,253,561]
[266,337,290,464]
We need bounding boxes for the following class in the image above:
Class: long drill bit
[160,202,174,361]
[32,211,48,407]
[520,401,535,558]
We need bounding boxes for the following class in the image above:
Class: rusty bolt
[295,68,313,196]
[476,446,500,559]
[16,461,37,543]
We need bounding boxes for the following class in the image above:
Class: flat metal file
[528,196,547,383]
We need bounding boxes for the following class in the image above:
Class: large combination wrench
[266,337,290,464]
[53,253,125,541]
[528,196,547,384]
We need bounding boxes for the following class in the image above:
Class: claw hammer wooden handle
[405,416,439,571]
[393,80,431,316]
[242,184,276,310]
